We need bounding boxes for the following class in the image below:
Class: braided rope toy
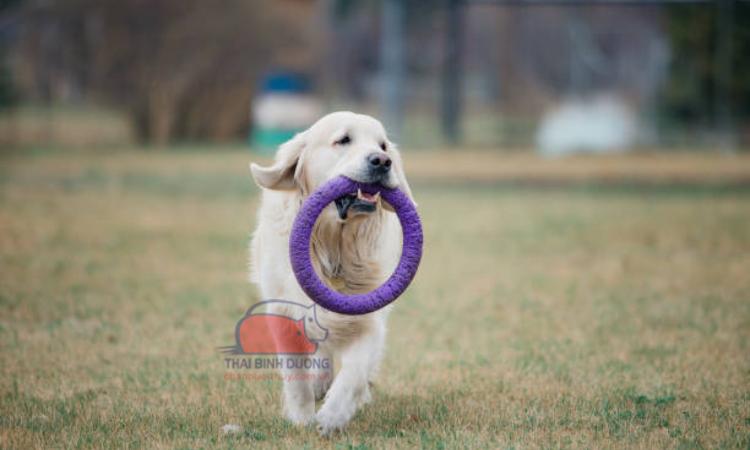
[289,176,423,315]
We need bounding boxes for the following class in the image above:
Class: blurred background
[0,0,748,153]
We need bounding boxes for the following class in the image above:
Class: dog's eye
[380,142,387,151]
[335,135,351,146]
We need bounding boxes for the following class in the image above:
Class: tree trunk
[148,87,176,146]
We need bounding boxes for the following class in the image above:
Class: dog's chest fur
[311,212,384,292]
[308,211,385,344]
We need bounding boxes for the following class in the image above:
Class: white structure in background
[536,95,638,157]
[251,72,323,153]
[253,94,322,132]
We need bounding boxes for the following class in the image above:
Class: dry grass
[0,107,135,148]
[404,151,750,185]
[0,150,749,448]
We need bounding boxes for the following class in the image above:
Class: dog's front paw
[315,409,350,437]
[284,405,315,426]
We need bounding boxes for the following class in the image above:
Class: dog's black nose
[367,153,392,175]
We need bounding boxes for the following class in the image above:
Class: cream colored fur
[248,111,414,435]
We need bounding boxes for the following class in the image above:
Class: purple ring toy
[289,176,423,315]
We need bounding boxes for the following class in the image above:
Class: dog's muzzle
[334,189,380,220]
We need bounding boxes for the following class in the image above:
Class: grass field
[1,150,749,448]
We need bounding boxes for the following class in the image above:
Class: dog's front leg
[315,333,376,436]
[364,315,386,391]
[279,356,315,425]
[271,288,317,426]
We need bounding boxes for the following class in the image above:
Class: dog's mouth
[334,189,380,220]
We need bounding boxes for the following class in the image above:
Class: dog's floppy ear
[250,131,307,191]
[389,144,417,207]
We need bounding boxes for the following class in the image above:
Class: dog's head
[250,111,414,221]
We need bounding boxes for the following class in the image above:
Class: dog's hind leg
[312,347,334,401]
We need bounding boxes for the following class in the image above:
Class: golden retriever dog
[248,111,415,435]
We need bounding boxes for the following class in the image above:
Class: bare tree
[11,0,318,144]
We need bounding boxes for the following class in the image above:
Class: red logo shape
[222,300,328,355]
